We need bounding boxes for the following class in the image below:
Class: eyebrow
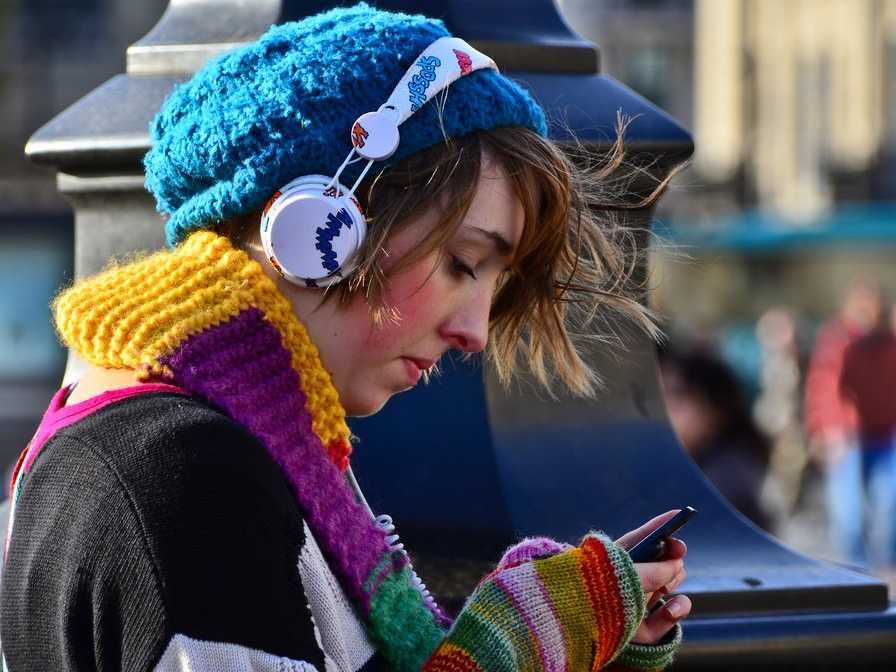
[469,226,514,257]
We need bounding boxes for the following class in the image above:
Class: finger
[635,558,684,593]
[646,568,687,617]
[645,588,667,612]
[659,595,691,621]
[615,510,681,550]
[632,595,692,645]
[664,538,687,559]
[668,567,687,593]
[660,569,688,595]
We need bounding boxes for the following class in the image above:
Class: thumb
[615,510,680,551]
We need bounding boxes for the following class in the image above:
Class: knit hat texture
[145,2,548,247]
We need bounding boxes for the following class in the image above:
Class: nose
[440,290,490,354]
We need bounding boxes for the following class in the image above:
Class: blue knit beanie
[144,2,548,247]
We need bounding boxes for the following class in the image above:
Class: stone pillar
[25,0,280,381]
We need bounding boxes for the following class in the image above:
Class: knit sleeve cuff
[582,531,646,657]
[608,622,682,671]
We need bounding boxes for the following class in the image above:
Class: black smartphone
[627,506,697,563]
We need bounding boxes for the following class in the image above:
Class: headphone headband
[346,37,497,167]
[383,37,498,126]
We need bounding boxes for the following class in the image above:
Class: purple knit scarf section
[159,307,404,615]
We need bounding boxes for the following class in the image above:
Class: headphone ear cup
[260,176,367,288]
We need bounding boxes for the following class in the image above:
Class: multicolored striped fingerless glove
[423,532,681,672]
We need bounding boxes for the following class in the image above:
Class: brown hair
[222,124,672,398]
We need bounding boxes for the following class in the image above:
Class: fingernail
[666,600,682,617]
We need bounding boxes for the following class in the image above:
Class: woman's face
[270,154,524,416]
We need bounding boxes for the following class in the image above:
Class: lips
[404,356,437,371]
[400,356,437,386]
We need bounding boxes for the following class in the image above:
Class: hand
[427,530,674,671]
[616,510,692,645]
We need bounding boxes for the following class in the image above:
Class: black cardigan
[1,392,386,671]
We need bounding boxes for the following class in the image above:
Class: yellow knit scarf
[52,230,352,467]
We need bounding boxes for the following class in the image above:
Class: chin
[342,390,394,418]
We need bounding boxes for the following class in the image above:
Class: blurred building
[561,0,896,220]
[694,0,896,220]
[558,0,896,327]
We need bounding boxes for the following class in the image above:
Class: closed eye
[451,256,477,280]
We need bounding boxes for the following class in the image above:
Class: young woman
[1,4,690,671]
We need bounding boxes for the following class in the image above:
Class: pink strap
[21,382,189,474]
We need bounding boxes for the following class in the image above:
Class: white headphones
[259,37,498,288]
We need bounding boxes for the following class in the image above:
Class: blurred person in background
[753,307,804,525]
[837,298,896,569]
[804,280,880,467]
[803,279,885,567]
[660,345,772,530]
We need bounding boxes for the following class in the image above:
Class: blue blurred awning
[657,203,896,253]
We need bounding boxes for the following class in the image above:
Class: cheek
[362,258,441,351]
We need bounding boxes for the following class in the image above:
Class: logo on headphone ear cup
[260,175,367,288]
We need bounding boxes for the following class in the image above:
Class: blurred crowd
[660,278,896,573]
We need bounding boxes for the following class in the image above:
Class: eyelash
[451,256,477,280]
